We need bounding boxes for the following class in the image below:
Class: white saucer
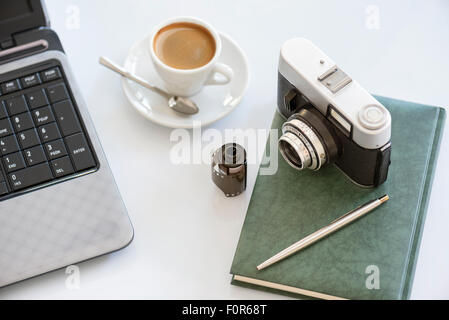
[121,33,249,129]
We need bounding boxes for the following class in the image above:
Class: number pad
[0,64,97,198]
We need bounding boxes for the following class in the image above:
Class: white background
[1,0,449,299]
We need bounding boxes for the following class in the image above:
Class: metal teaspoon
[99,56,199,115]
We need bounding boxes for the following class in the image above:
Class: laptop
[0,0,133,287]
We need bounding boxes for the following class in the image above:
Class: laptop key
[5,95,28,115]
[3,152,26,173]
[0,102,7,119]
[20,73,41,88]
[26,89,49,109]
[23,145,47,166]
[40,67,61,82]
[44,139,67,160]
[0,135,19,155]
[65,133,95,171]
[50,156,74,178]
[53,100,81,136]
[0,118,13,137]
[1,79,20,94]
[0,182,8,195]
[8,162,53,191]
[18,128,40,149]
[38,123,61,143]
[32,106,55,126]
[11,112,34,132]
[47,83,69,103]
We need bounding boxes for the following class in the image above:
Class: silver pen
[257,194,390,271]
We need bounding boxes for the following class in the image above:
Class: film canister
[211,143,247,197]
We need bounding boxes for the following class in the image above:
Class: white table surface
[1,0,449,299]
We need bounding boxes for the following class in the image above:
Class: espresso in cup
[153,22,216,70]
[150,17,233,96]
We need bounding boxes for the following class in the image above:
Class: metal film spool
[211,143,247,197]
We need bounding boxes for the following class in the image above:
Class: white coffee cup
[149,16,234,97]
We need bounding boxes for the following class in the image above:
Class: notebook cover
[230,96,446,300]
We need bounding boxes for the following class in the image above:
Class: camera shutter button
[358,104,387,130]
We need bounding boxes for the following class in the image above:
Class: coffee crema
[153,22,216,70]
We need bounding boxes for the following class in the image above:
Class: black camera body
[277,38,391,187]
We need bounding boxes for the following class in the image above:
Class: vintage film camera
[277,38,391,187]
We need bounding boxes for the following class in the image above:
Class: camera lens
[279,121,324,170]
[278,108,339,171]
[280,139,303,168]
[279,133,310,169]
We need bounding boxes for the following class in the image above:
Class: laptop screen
[0,0,47,45]
[0,1,33,21]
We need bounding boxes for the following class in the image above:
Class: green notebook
[230,96,446,300]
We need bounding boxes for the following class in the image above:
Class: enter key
[65,133,96,171]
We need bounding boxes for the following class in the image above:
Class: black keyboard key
[0,135,19,155]
[51,156,74,178]
[0,167,4,181]
[0,102,7,119]
[41,67,61,82]
[0,118,13,137]
[38,122,61,143]
[18,128,40,149]
[65,133,95,171]
[47,83,69,103]
[44,139,67,160]
[4,95,28,115]
[26,89,49,110]
[32,106,54,126]
[23,145,47,166]
[11,112,34,132]
[53,100,81,136]
[1,79,20,94]
[0,181,8,195]
[20,73,41,88]
[3,152,26,173]
[8,162,53,191]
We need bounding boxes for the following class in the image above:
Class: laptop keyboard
[0,63,97,200]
